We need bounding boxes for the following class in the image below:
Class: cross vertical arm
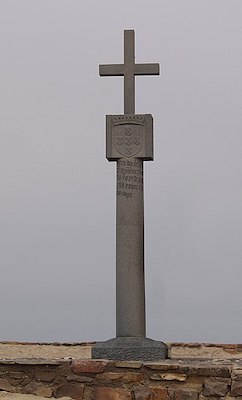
[124,30,135,114]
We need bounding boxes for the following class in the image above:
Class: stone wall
[1,342,242,399]
[1,357,242,399]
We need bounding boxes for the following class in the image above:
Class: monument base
[91,337,168,361]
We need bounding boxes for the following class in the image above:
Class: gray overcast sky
[0,0,241,343]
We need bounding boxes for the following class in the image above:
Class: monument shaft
[92,30,168,360]
[116,157,145,337]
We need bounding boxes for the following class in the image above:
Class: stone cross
[92,30,167,361]
[99,30,159,114]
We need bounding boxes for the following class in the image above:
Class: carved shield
[114,123,143,157]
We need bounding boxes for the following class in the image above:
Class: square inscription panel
[106,114,153,161]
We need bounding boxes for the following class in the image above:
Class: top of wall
[0,342,242,360]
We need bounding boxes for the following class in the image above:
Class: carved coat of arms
[114,122,143,157]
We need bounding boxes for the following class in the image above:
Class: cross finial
[99,30,160,114]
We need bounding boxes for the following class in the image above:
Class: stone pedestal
[92,337,168,361]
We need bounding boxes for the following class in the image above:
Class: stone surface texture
[71,360,108,374]
[115,157,146,338]
[23,383,52,398]
[93,387,132,400]
[203,378,229,396]
[106,114,153,161]
[169,342,242,359]
[92,336,168,361]
[0,342,92,359]
[54,383,84,399]
[0,342,242,399]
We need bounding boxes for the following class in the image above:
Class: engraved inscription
[117,159,143,199]
[114,123,144,158]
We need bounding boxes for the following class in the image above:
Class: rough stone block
[232,368,242,381]
[71,360,108,374]
[133,387,169,399]
[152,387,170,399]
[96,371,143,383]
[115,361,143,369]
[150,372,187,381]
[145,362,188,372]
[54,383,84,399]
[231,381,242,396]
[203,378,229,396]
[93,387,132,400]
[8,372,27,379]
[35,371,56,382]
[0,378,15,392]
[133,387,153,400]
[67,374,93,383]
[23,382,52,398]
[219,397,238,400]
[174,389,199,400]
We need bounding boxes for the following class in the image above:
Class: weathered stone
[10,372,27,379]
[145,360,231,377]
[0,359,62,365]
[0,394,58,400]
[93,387,132,400]
[145,362,188,373]
[115,361,143,369]
[0,342,91,360]
[0,371,26,379]
[96,371,143,383]
[169,343,242,359]
[23,382,52,398]
[174,389,199,400]
[232,368,242,381]
[203,379,229,396]
[150,372,187,381]
[35,371,56,382]
[188,365,230,378]
[231,381,242,396]
[71,360,108,374]
[67,374,93,383]
[151,387,169,400]
[184,384,203,395]
[0,378,15,392]
[133,387,153,400]
[92,337,167,361]
[54,383,84,399]
[219,397,237,400]
[133,387,169,400]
